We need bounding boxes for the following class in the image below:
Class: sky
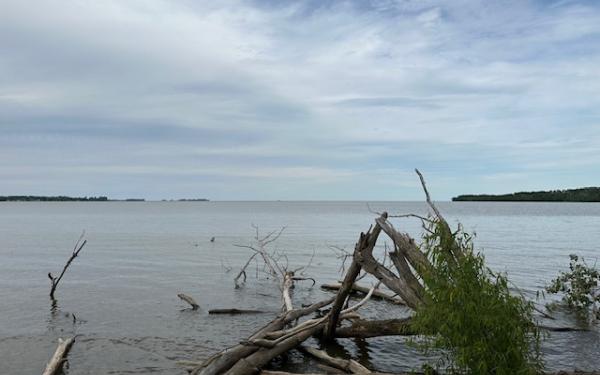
[1,0,599,200]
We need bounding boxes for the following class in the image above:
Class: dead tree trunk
[323,217,384,339]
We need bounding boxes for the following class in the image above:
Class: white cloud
[1,0,599,199]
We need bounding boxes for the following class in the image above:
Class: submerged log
[42,337,75,375]
[178,293,200,310]
[209,309,265,315]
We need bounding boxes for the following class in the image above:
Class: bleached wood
[42,337,75,375]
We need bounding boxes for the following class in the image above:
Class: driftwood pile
[182,170,454,375]
[184,170,588,374]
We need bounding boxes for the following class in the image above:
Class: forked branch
[48,232,87,299]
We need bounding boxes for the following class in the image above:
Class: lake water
[1,201,599,374]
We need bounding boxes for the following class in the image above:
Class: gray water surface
[1,201,599,374]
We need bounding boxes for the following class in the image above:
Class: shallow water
[0,201,599,374]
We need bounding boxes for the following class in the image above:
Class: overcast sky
[1,0,599,200]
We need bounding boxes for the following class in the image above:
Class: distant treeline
[0,195,110,201]
[453,187,600,202]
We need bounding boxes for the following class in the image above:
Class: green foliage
[546,254,599,319]
[411,220,543,374]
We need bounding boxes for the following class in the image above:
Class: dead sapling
[48,232,87,300]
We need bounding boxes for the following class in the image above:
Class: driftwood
[189,170,583,375]
[225,288,377,375]
[235,252,260,288]
[209,309,265,315]
[42,337,75,375]
[324,224,382,339]
[178,293,200,310]
[300,346,371,374]
[191,298,335,375]
[282,271,295,312]
[48,233,86,299]
[321,283,405,305]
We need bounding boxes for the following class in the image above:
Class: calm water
[1,201,599,374]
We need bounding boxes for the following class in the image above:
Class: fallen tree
[186,170,569,374]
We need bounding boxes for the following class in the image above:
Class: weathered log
[321,283,405,305]
[388,246,424,303]
[191,298,335,375]
[42,337,75,375]
[324,218,384,339]
[225,319,327,375]
[282,271,294,312]
[48,233,86,299]
[354,230,423,310]
[223,288,377,375]
[375,217,431,276]
[178,293,200,310]
[300,346,371,374]
[538,325,589,332]
[334,318,416,338]
[209,309,265,315]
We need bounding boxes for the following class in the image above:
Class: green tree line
[453,187,600,202]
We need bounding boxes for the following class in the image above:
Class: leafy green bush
[411,220,543,374]
[546,254,599,320]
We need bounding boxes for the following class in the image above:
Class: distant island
[0,196,148,202]
[0,195,111,201]
[0,196,211,202]
[453,187,600,202]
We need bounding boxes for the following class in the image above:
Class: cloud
[1,0,599,199]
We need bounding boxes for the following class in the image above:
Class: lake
[1,201,599,374]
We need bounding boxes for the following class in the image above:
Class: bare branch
[49,232,87,300]
[234,252,260,288]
